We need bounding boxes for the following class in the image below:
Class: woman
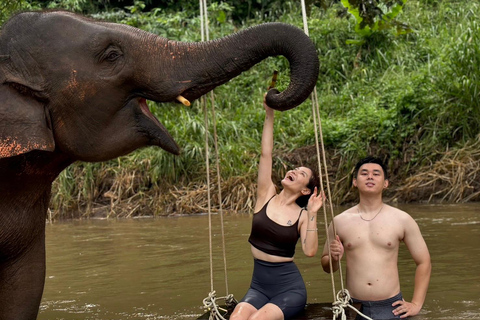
[230,95,324,320]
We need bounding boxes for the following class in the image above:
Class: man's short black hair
[354,156,388,180]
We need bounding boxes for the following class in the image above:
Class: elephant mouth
[138,98,180,155]
[139,98,160,125]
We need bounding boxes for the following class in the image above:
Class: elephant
[0,10,319,319]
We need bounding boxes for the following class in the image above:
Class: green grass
[4,0,480,216]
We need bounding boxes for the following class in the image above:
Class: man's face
[353,163,388,193]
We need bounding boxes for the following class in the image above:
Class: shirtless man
[321,156,431,319]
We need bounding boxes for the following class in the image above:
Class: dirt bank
[50,140,480,220]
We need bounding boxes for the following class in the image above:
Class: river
[39,203,480,319]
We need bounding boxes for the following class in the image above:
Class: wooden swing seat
[197,302,360,319]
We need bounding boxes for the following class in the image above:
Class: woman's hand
[263,93,274,114]
[307,187,325,214]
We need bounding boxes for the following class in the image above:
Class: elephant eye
[102,46,123,62]
[106,51,120,62]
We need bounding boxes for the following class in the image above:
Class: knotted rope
[199,0,236,317]
[331,289,374,320]
[299,2,372,319]
[202,291,238,320]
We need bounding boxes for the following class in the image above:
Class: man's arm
[321,223,343,273]
[393,216,431,318]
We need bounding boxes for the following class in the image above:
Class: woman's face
[281,167,313,191]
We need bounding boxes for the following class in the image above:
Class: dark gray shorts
[240,259,307,319]
[352,292,405,320]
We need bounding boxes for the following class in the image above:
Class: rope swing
[199,1,237,319]
[198,0,374,318]
[299,1,372,319]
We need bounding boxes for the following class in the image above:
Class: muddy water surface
[39,203,480,319]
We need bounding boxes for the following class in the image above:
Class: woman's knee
[249,303,284,320]
[230,302,257,320]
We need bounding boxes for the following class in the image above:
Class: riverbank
[31,0,480,220]
[49,136,480,220]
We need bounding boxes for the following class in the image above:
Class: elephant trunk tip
[265,87,313,112]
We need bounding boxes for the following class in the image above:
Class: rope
[199,2,373,319]
[199,0,235,317]
[300,0,343,290]
[331,289,374,320]
[203,291,238,320]
[200,0,214,293]
[210,91,231,295]
[300,2,373,320]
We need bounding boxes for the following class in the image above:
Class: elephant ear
[0,55,54,158]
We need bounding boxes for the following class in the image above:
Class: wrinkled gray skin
[0,10,319,319]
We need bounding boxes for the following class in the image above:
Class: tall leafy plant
[435,13,480,141]
[340,0,411,44]
[0,0,36,25]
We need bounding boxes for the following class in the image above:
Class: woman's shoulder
[254,191,277,213]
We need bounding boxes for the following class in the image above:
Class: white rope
[299,2,374,320]
[300,0,310,36]
[199,0,214,293]
[199,1,235,316]
[331,289,375,320]
[300,0,341,282]
[202,291,238,320]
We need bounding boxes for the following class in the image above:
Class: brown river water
[39,203,480,319]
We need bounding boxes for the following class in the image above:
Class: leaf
[341,0,411,40]
[346,39,366,45]
[216,10,226,24]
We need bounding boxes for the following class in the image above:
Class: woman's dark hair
[295,167,320,209]
[354,156,388,180]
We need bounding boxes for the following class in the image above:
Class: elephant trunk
[160,22,319,111]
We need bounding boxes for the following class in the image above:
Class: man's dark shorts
[352,292,406,320]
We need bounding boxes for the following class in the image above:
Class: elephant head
[0,10,319,320]
[0,10,319,162]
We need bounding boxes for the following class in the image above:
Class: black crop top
[248,196,303,258]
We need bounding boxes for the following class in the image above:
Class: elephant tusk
[176,95,191,107]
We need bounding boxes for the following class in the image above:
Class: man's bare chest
[340,220,403,251]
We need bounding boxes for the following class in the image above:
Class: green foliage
[35,0,105,13]
[4,0,479,210]
[0,0,38,25]
[435,5,480,140]
[91,1,236,41]
[340,0,412,45]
